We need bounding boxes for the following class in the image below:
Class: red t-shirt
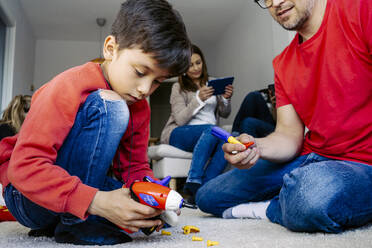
[0,62,154,219]
[273,0,372,165]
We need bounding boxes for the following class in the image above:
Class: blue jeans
[232,91,275,137]
[196,153,372,233]
[169,125,227,184]
[239,117,275,138]
[4,90,128,229]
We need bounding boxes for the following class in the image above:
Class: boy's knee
[99,90,123,101]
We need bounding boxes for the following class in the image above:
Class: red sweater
[274,0,372,165]
[0,62,154,219]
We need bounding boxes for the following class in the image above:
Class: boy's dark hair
[178,44,209,92]
[112,0,191,76]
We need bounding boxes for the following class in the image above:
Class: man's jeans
[4,90,128,229]
[170,124,227,184]
[196,153,372,233]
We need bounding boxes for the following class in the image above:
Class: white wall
[209,2,274,125]
[271,19,296,57]
[0,0,35,110]
[31,4,295,127]
[33,39,101,89]
[206,2,294,125]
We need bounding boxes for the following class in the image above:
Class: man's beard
[280,13,309,30]
[277,0,315,31]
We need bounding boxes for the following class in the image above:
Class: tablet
[207,77,234,95]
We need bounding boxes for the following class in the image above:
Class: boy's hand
[88,188,163,233]
[198,85,214,101]
[222,84,234,99]
[222,133,260,170]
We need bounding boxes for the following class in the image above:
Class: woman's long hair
[0,95,31,133]
[178,44,209,92]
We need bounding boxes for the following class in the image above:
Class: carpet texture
[1,208,372,247]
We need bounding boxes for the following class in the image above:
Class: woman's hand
[222,133,260,170]
[198,85,214,101]
[223,84,234,99]
[88,188,163,233]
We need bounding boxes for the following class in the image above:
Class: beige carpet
[1,208,372,248]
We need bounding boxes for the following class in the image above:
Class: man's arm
[222,104,304,169]
[257,104,304,162]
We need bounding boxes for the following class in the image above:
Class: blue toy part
[144,175,171,186]
[139,193,159,207]
[211,126,230,141]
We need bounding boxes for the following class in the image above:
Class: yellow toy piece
[191,236,203,241]
[161,230,171,236]
[207,240,219,246]
[182,225,200,235]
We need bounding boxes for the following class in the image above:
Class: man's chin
[280,16,308,31]
[281,23,299,31]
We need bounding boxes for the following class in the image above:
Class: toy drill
[120,176,196,235]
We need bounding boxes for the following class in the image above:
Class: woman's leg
[202,139,227,184]
[186,126,219,185]
[169,125,214,201]
[169,124,213,152]
[267,154,372,233]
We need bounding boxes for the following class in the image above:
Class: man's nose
[272,0,285,7]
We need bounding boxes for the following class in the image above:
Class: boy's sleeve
[7,66,102,220]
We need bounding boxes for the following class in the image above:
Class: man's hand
[87,188,163,233]
[222,84,234,99]
[222,133,260,170]
[198,85,214,101]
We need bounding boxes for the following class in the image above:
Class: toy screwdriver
[119,176,196,235]
[211,126,254,149]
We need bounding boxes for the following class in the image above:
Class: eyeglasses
[254,0,273,9]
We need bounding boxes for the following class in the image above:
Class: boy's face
[103,36,170,105]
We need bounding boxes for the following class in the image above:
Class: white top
[188,90,229,125]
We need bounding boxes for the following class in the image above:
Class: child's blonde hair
[0,95,31,133]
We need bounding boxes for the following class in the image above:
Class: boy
[0,0,191,245]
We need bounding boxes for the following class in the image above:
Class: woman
[0,95,31,140]
[160,44,233,203]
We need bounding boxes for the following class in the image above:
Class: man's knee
[280,164,345,232]
[195,185,209,211]
[195,183,219,215]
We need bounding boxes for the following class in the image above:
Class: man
[196,0,372,233]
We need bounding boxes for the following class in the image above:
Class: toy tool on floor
[120,176,196,235]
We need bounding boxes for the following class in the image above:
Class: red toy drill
[120,176,196,235]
